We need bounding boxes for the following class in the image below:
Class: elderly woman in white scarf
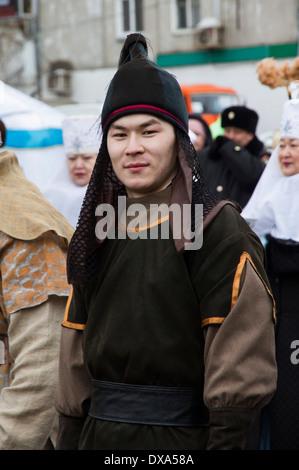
[242,95,299,450]
[43,115,101,228]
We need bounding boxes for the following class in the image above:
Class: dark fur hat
[221,106,258,134]
[0,120,6,147]
[101,33,188,134]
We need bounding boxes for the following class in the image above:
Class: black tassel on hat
[101,33,189,134]
[117,32,148,66]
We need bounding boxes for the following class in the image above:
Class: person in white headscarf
[43,115,101,228]
[242,96,299,450]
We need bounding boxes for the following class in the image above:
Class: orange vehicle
[180,84,240,125]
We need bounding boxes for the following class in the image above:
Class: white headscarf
[43,115,101,227]
[242,98,299,241]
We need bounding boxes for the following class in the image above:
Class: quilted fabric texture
[0,232,70,317]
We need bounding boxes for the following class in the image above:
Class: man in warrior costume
[55,34,277,450]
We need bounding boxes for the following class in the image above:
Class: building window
[116,0,144,38]
[176,0,200,29]
[0,0,36,19]
[18,0,37,17]
[0,0,18,18]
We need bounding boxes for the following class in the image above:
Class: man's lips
[125,162,149,172]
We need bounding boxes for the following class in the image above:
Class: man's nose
[125,134,144,154]
[225,130,236,140]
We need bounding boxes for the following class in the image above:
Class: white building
[1,0,298,133]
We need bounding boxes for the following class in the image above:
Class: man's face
[224,126,254,147]
[107,114,178,198]
[278,137,299,176]
[67,153,97,186]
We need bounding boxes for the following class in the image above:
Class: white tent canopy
[0,80,65,190]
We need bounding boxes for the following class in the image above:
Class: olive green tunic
[56,191,277,450]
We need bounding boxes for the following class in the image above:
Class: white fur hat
[62,115,101,154]
[280,98,299,139]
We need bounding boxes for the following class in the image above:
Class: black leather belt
[89,379,209,427]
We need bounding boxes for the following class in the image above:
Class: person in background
[0,120,74,449]
[242,97,299,450]
[43,115,100,227]
[188,113,212,153]
[0,120,6,145]
[199,105,269,208]
[55,33,276,451]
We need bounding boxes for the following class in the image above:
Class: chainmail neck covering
[67,129,220,284]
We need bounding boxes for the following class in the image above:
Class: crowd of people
[0,32,298,451]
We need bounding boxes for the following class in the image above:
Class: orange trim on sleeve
[231,252,251,310]
[200,251,276,328]
[62,288,86,330]
[231,251,276,321]
[202,316,226,327]
[63,320,86,331]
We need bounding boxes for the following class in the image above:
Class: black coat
[265,236,299,450]
[198,135,268,208]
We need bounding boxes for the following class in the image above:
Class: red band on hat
[103,104,187,131]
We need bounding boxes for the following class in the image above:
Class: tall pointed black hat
[101,33,188,134]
